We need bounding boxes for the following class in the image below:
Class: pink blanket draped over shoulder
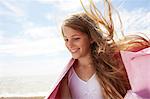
[121,47,150,99]
[45,58,75,99]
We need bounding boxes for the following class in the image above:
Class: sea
[0,74,57,97]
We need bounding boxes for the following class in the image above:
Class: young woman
[46,0,150,99]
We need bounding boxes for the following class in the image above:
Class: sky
[0,0,150,77]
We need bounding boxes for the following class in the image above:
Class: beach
[0,75,55,99]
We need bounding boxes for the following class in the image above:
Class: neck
[77,55,93,67]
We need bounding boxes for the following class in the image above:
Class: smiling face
[62,26,92,59]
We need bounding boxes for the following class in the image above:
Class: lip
[70,48,79,53]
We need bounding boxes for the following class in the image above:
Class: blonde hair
[61,0,150,98]
[79,0,150,98]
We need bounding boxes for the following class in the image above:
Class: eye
[64,38,68,42]
[73,38,80,40]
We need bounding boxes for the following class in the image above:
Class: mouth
[70,48,79,53]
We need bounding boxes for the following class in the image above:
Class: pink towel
[121,47,150,98]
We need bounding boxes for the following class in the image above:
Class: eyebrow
[63,34,81,38]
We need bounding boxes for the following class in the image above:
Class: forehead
[62,26,85,37]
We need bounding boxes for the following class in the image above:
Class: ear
[90,38,94,44]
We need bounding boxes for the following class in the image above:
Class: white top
[68,67,103,99]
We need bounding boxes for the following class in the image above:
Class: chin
[72,56,78,59]
[72,55,80,59]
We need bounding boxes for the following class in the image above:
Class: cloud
[37,0,85,11]
[37,0,60,3]
[0,37,66,57]
[0,0,24,16]
[54,0,101,11]
[54,1,81,11]
[0,30,4,41]
[119,8,150,34]
[0,25,66,57]
[0,57,70,76]
[24,26,59,39]
[0,11,11,16]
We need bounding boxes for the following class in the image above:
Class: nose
[66,40,74,49]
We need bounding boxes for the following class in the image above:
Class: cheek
[80,41,91,50]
